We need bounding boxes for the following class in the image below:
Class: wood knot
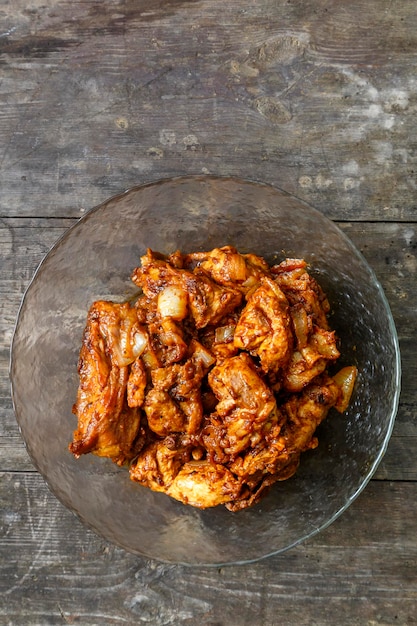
[255,97,292,124]
[256,34,308,66]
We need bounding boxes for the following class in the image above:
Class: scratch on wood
[57,603,71,623]
[24,474,36,541]
[278,63,324,99]
[4,481,57,596]
[0,26,17,38]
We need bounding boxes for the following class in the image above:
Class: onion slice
[214,324,235,344]
[333,366,358,413]
[190,339,216,369]
[157,285,188,320]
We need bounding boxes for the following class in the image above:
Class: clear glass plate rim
[8,174,402,566]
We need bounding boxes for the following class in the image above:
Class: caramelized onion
[333,366,358,413]
[214,325,235,344]
[157,285,188,320]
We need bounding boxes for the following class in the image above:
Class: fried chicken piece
[147,318,188,366]
[132,251,191,323]
[226,374,342,511]
[132,249,242,329]
[198,314,240,362]
[241,374,340,477]
[282,374,341,452]
[147,339,214,435]
[234,276,293,373]
[69,301,145,465]
[272,259,330,330]
[208,336,239,362]
[127,356,147,408]
[242,252,271,278]
[194,245,269,293]
[135,293,159,325]
[91,300,148,368]
[144,388,187,436]
[208,353,276,421]
[283,327,340,392]
[129,437,193,493]
[166,460,243,508]
[184,269,242,328]
[270,261,340,391]
[131,249,184,297]
[136,295,191,369]
[204,353,280,460]
[130,440,243,508]
[283,352,328,392]
[229,421,288,480]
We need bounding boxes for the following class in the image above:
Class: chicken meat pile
[69,246,357,511]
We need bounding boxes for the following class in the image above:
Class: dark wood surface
[1,1,416,624]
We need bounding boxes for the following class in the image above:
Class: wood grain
[1,473,416,625]
[1,1,417,623]
[1,1,417,220]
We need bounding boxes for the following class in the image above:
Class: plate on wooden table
[10,175,401,565]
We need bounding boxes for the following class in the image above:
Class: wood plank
[2,1,417,622]
[0,222,70,404]
[1,1,417,220]
[341,221,416,481]
[341,222,417,341]
[1,473,416,625]
[0,399,33,471]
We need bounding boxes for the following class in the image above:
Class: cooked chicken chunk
[131,249,186,298]
[204,353,280,459]
[208,353,276,421]
[198,314,240,362]
[234,276,293,373]
[127,356,147,408]
[166,460,243,508]
[89,300,148,368]
[129,437,193,493]
[272,259,330,330]
[283,327,340,392]
[69,301,144,465]
[130,442,243,508]
[147,339,213,435]
[147,318,188,366]
[186,270,242,328]
[229,421,288,480]
[144,388,187,436]
[271,375,340,468]
[227,374,343,511]
[194,245,269,293]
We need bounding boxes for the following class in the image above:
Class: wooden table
[1,1,416,624]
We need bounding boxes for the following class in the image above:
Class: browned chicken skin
[204,353,281,459]
[71,247,357,509]
[234,276,293,374]
[192,245,269,293]
[69,301,146,466]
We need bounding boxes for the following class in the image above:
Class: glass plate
[10,175,401,565]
